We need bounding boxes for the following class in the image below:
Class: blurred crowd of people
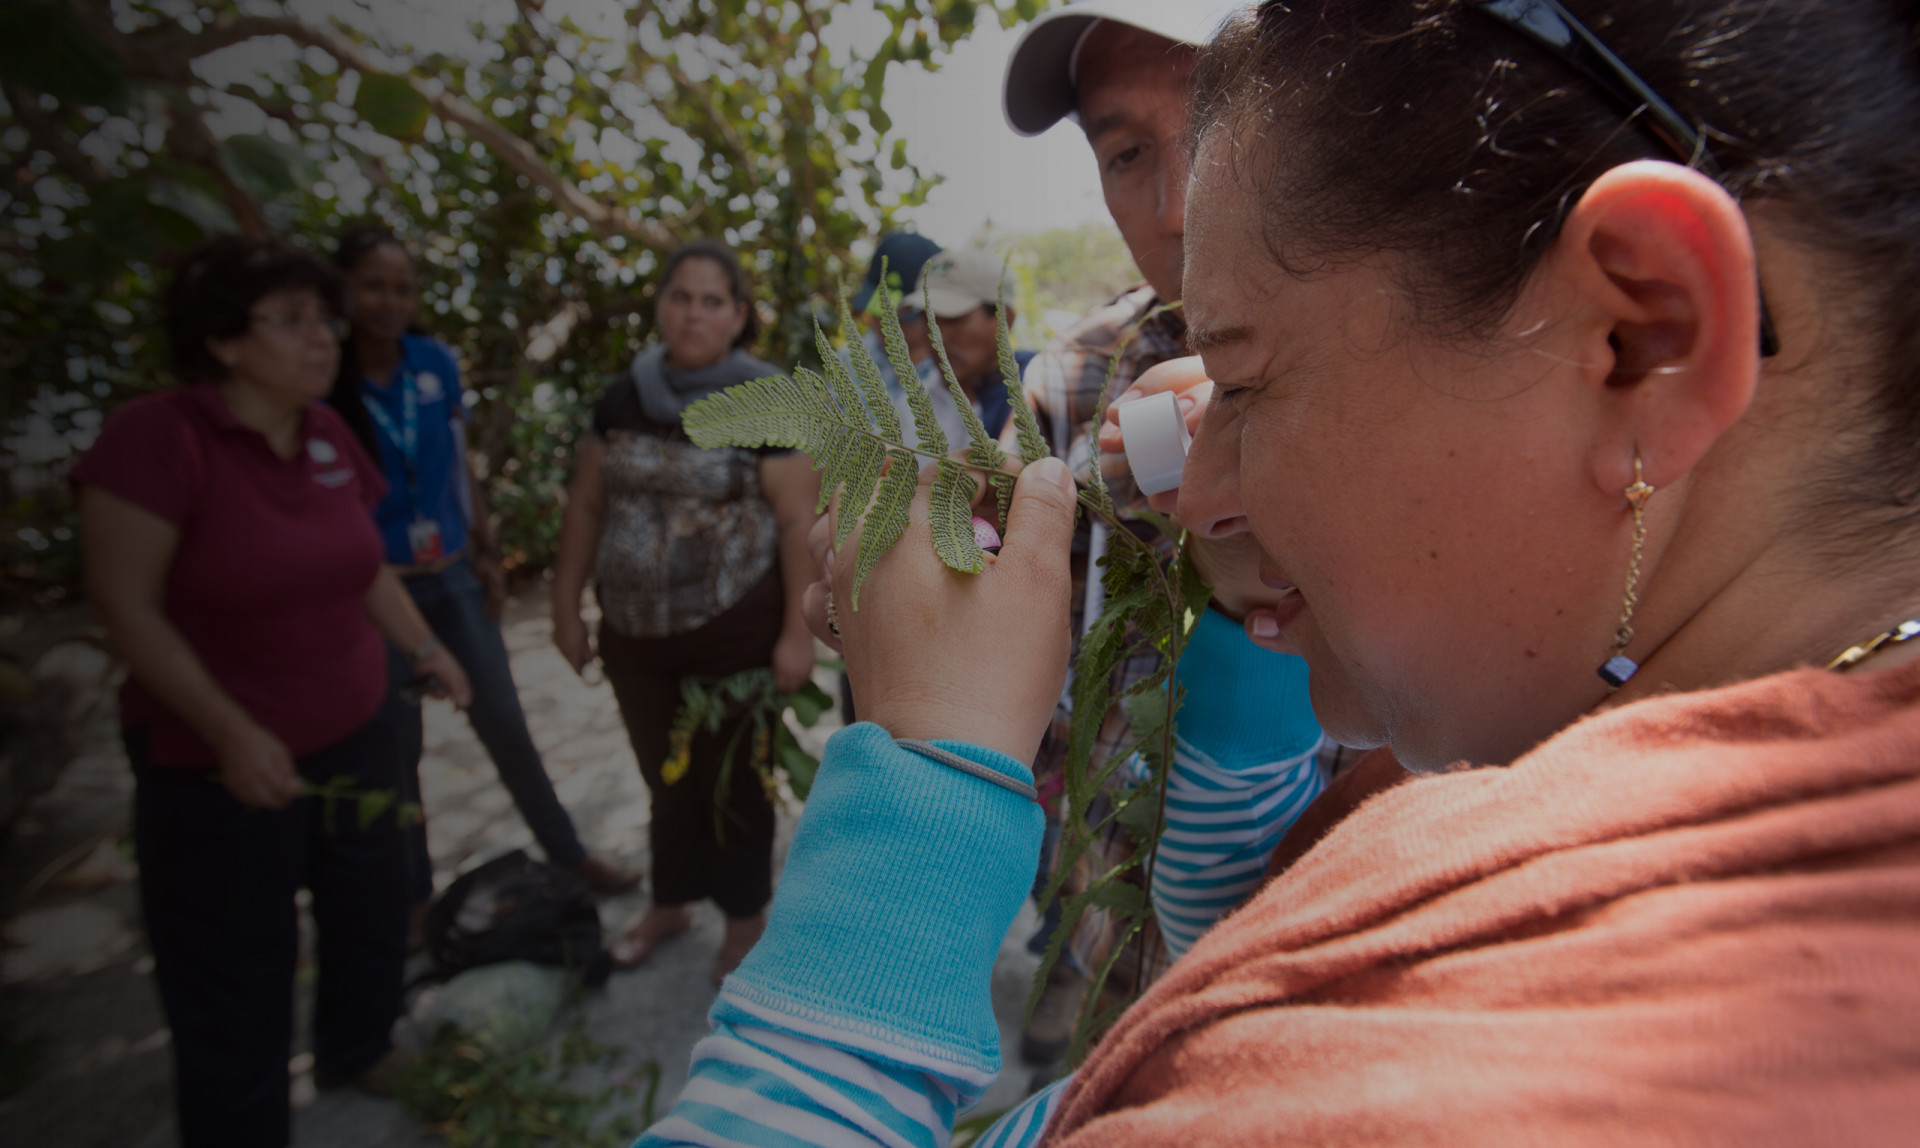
[62,0,1920,1145]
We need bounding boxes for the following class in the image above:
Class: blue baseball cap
[852,232,943,315]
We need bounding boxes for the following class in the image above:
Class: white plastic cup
[1116,390,1191,496]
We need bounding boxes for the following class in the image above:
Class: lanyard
[364,370,423,515]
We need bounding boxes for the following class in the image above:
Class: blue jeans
[393,558,587,902]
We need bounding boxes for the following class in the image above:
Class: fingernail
[1249,614,1281,639]
[1177,396,1196,415]
[823,549,835,580]
[1032,456,1073,492]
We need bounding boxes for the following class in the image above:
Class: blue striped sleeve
[1133,737,1325,959]
[1132,607,1328,959]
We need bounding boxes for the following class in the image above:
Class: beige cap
[901,248,1017,320]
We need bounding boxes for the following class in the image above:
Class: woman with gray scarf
[551,241,820,982]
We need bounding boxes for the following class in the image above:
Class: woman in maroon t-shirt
[72,235,470,1148]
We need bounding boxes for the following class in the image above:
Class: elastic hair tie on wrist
[895,739,1039,802]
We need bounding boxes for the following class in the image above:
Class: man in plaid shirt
[1001,0,1248,1069]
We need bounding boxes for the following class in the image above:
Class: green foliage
[1,0,1047,607]
[0,2,127,111]
[299,775,424,834]
[684,289,1201,1059]
[398,1024,654,1148]
[666,666,834,816]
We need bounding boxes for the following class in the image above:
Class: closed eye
[1105,144,1145,174]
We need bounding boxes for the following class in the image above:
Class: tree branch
[98,10,680,251]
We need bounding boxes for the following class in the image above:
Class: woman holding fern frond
[640,0,1920,1144]
[550,240,819,984]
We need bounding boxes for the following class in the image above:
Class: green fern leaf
[681,371,826,453]
[988,470,1014,531]
[922,288,1007,474]
[850,449,918,607]
[1081,339,1129,518]
[997,281,1050,466]
[813,317,869,429]
[833,434,886,549]
[929,457,985,573]
[834,292,903,441]
[805,420,863,514]
[876,272,948,456]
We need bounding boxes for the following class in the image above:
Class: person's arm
[81,486,303,809]
[759,451,822,693]
[551,434,606,675]
[1130,607,1327,960]
[365,565,472,708]
[638,457,1076,1146]
[463,449,508,624]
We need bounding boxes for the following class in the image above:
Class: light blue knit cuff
[1176,607,1323,768]
[719,722,1044,1086]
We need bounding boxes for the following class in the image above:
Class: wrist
[407,636,441,663]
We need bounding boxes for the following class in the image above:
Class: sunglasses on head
[1474,0,1780,356]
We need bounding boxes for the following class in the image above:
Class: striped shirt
[1128,735,1326,959]
[638,716,1323,1146]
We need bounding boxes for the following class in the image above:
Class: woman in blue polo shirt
[327,229,637,920]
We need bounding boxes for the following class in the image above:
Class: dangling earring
[1597,454,1656,689]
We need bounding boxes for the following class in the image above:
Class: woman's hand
[412,643,474,709]
[1097,356,1213,515]
[553,611,594,677]
[214,719,303,810]
[819,456,1079,765]
[1097,356,1280,621]
[772,627,817,694]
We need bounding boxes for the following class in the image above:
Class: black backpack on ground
[424,849,612,987]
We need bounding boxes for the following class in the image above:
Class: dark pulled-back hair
[1191,0,1920,538]
[164,234,342,383]
[327,225,413,459]
[661,239,762,349]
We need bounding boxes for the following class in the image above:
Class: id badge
[407,519,444,564]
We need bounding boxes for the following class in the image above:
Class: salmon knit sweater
[1044,658,1920,1145]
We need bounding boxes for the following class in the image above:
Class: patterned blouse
[590,375,787,640]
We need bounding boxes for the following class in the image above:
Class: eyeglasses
[1474,0,1780,356]
[251,309,349,339]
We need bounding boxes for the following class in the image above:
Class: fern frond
[876,271,948,457]
[988,470,1015,531]
[997,281,1050,466]
[850,449,918,607]
[833,434,886,549]
[923,287,1007,475]
[929,457,985,573]
[835,291,903,442]
[681,371,827,452]
[806,418,872,516]
[812,316,869,430]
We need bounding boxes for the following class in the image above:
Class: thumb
[999,456,1078,575]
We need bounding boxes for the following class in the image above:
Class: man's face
[934,305,1005,389]
[1075,22,1196,304]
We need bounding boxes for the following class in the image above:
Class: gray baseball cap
[1001,0,1249,137]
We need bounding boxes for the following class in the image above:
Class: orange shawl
[1044,660,1920,1145]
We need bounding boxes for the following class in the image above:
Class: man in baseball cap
[1003,0,1243,309]
[998,0,1331,1077]
[893,248,1033,452]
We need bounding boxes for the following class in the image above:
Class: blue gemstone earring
[1598,455,1656,688]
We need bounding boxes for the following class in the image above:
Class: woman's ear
[1557,160,1762,494]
